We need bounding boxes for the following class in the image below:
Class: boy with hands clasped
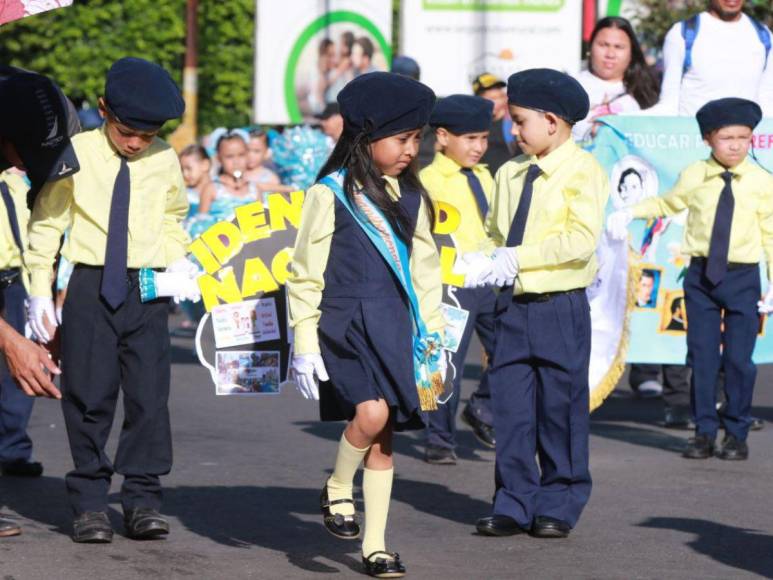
[463,69,608,539]
[608,97,773,461]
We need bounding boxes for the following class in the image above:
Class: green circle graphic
[283,10,392,124]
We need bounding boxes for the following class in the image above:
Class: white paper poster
[400,0,583,96]
[255,0,392,124]
[211,298,280,349]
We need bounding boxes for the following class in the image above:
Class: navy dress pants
[0,276,34,463]
[427,286,495,449]
[489,289,592,529]
[61,266,172,515]
[684,260,759,441]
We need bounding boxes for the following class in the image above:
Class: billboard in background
[254,0,392,124]
[400,0,582,97]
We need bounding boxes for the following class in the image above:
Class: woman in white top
[573,17,660,143]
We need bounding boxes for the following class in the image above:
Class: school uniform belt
[0,267,20,289]
[690,257,757,271]
[511,287,585,304]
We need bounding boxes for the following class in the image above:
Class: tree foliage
[197,0,254,133]
[0,0,255,135]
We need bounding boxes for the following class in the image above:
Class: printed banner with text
[589,116,773,367]
[400,0,582,97]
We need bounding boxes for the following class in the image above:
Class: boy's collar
[433,151,487,176]
[528,137,576,177]
[706,154,752,177]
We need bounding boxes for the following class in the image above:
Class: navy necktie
[460,167,489,219]
[705,170,735,286]
[506,164,542,247]
[100,157,131,309]
[0,181,23,254]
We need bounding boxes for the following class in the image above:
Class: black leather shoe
[72,511,113,543]
[0,516,21,537]
[1,460,43,477]
[320,482,360,540]
[682,434,715,459]
[475,514,526,537]
[362,551,406,578]
[715,435,749,460]
[531,516,571,538]
[461,405,495,448]
[124,508,169,540]
[424,445,457,465]
[663,407,694,430]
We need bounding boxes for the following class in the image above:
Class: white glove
[166,256,201,277]
[163,257,202,304]
[606,209,633,241]
[28,296,57,343]
[456,252,495,288]
[758,284,773,314]
[490,247,519,287]
[291,353,329,400]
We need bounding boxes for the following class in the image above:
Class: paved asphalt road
[2,322,773,579]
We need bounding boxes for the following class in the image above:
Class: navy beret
[337,72,436,141]
[104,57,185,131]
[696,97,762,135]
[507,68,589,124]
[391,55,421,80]
[429,95,493,135]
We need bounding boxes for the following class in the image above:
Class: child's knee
[353,400,390,439]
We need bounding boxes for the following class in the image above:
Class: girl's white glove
[291,353,329,400]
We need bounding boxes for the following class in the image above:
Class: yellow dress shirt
[420,152,496,254]
[0,171,29,270]
[288,175,446,354]
[25,127,190,297]
[631,156,773,277]
[487,138,609,294]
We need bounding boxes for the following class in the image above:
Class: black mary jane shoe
[320,482,360,540]
[362,551,406,578]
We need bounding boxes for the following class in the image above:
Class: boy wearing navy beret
[25,57,197,543]
[609,97,773,461]
[463,68,608,539]
[420,94,497,464]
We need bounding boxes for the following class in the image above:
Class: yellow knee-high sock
[327,433,370,517]
[361,467,394,559]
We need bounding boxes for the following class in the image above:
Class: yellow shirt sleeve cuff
[293,321,321,355]
[513,243,541,271]
[29,270,53,298]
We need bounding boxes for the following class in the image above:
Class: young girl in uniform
[187,130,258,238]
[288,72,446,578]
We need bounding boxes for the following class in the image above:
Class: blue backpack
[681,13,772,74]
